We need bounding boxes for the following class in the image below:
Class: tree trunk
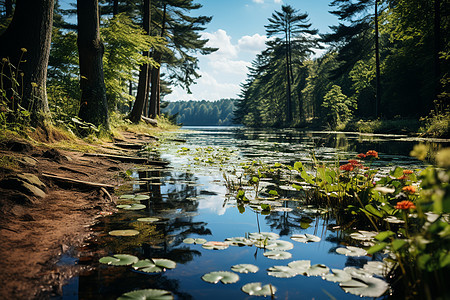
[149,2,166,119]
[434,0,441,101]
[374,0,381,118]
[285,31,292,124]
[0,0,54,127]
[112,0,118,16]
[77,0,109,129]
[5,0,13,17]
[129,0,151,123]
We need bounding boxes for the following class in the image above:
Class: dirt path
[0,132,158,299]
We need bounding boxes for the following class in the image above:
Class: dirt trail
[0,131,157,299]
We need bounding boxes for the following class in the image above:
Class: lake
[56,126,449,299]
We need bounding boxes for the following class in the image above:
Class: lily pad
[343,267,374,277]
[117,288,173,300]
[336,246,367,257]
[201,271,239,284]
[340,274,389,297]
[132,258,176,273]
[109,229,140,237]
[119,194,150,201]
[117,203,146,211]
[384,216,405,224]
[267,265,297,278]
[255,240,294,251]
[225,237,254,246]
[263,250,292,260]
[231,264,259,274]
[349,230,377,241]
[242,282,276,297]
[306,264,330,276]
[248,232,279,241]
[323,269,352,283]
[290,233,321,243]
[183,238,207,245]
[202,241,229,250]
[288,260,311,275]
[137,217,159,223]
[99,254,139,266]
[363,261,390,276]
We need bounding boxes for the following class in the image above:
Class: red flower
[397,175,407,180]
[365,150,378,158]
[357,153,366,159]
[402,186,416,194]
[340,163,354,172]
[403,170,414,175]
[348,159,359,165]
[395,200,416,210]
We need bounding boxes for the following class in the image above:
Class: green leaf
[392,239,408,251]
[364,204,383,218]
[99,254,139,266]
[201,271,239,284]
[117,289,173,300]
[367,242,388,254]
[263,250,292,260]
[269,189,279,196]
[294,161,303,172]
[242,282,276,297]
[231,264,259,274]
[109,229,140,237]
[132,258,176,273]
[375,231,395,242]
[392,167,404,178]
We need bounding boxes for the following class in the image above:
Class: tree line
[0,0,215,132]
[163,99,236,126]
[234,1,449,130]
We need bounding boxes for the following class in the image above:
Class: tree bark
[374,0,381,118]
[0,0,54,127]
[77,0,109,129]
[129,0,151,123]
[149,2,166,119]
[434,0,441,101]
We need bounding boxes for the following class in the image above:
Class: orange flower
[340,163,354,172]
[397,175,407,180]
[366,150,378,158]
[402,186,416,194]
[357,153,366,159]
[348,159,359,165]
[403,169,414,175]
[395,200,416,210]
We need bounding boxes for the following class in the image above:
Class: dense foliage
[235,2,450,134]
[163,99,236,126]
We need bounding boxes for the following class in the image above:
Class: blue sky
[165,0,339,101]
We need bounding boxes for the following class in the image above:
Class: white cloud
[202,29,238,58]
[237,33,267,54]
[252,0,264,3]
[274,0,282,3]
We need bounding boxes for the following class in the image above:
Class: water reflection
[62,127,449,299]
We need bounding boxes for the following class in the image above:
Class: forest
[234,1,449,137]
[163,99,236,126]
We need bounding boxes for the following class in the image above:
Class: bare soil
[0,131,157,299]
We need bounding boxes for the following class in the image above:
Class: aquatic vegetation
[119,194,150,201]
[290,233,321,243]
[137,217,159,222]
[132,258,176,273]
[335,246,367,257]
[116,203,146,210]
[201,271,239,284]
[241,282,276,297]
[99,254,139,266]
[202,241,229,250]
[340,274,389,298]
[263,250,292,260]
[183,237,207,245]
[108,229,140,236]
[231,264,259,274]
[117,289,173,300]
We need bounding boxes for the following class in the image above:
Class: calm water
[57,127,449,300]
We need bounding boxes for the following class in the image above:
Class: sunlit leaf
[99,254,139,266]
[201,271,239,284]
[225,237,254,246]
[323,269,352,282]
[307,264,330,276]
[340,274,388,297]
[132,258,176,273]
[242,282,276,297]
[117,203,146,210]
[335,246,367,257]
[249,232,279,241]
[202,241,229,250]
[267,266,297,278]
[109,229,140,237]
[291,233,321,243]
[137,217,159,223]
[367,242,388,254]
[183,238,207,245]
[375,231,395,241]
[231,264,259,274]
[349,230,377,241]
[263,250,292,260]
[117,288,173,300]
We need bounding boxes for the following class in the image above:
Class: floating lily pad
[109,229,140,237]
[263,250,292,260]
[267,265,297,278]
[306,264,330,276]
[132,258,176,273]
[384,216,405,224]
[183,238,207,245]
[323,269,352,282]
[117,203,146,210]
[99,254,139,266]
[363,261,390,276]
[349,230,377,241]
[343,267,374,277]
[225,237,254,246]
[255,240,294,251]
[242,282,276,297]
[336,246,367,257]
[340,274,389,297]
[272,207,293,212]
[120,194,150,201]
[137,217,159,222]
[231,264,259,274]
[201,271,239,284]
[290,233,321,243]
[288,260,311,275]
[202,241,229,250]
[117,288,173,300]
[248,232,279,241]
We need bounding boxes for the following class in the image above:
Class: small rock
[16,173,46,191]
